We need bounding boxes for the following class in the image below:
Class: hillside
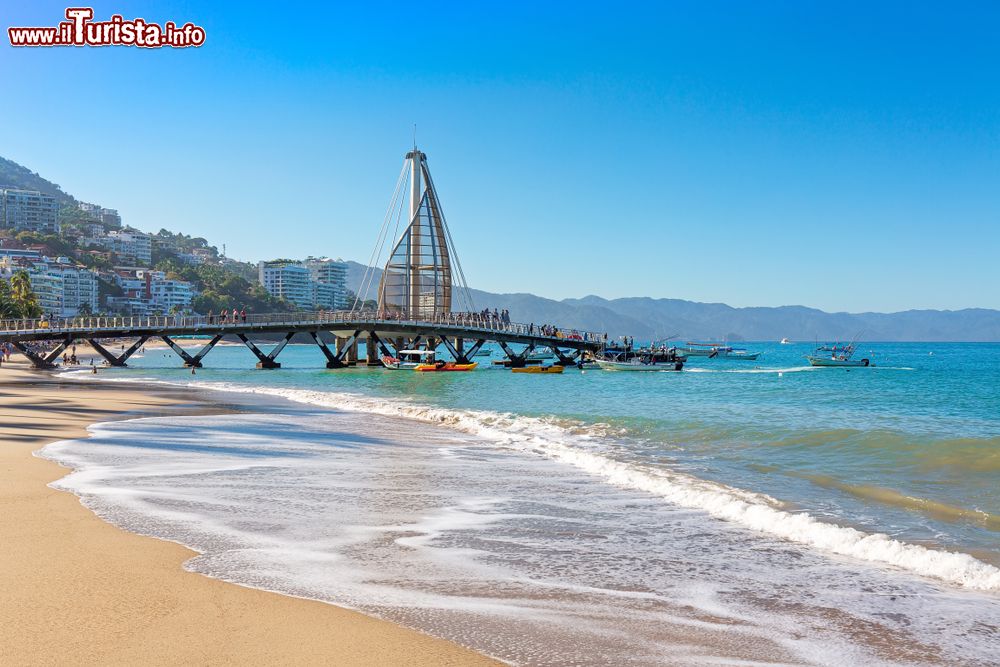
[0,157,76,206]
[0,155,294,315]
[346,261,1000,341]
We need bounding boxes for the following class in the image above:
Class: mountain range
[3,153,996,342]
[346,261,1000,342]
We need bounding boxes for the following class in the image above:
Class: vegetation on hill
[0,157,76,206]
[153,258,295,314]
[0,151,304,315]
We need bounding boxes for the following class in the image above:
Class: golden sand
[0,365,498,666]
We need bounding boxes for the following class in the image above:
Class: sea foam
[77,372,1000,593]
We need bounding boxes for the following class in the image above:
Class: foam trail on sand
[82,373,1000,593]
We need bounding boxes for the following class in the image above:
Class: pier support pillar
[12,336,72,370]
[309,331,343,368]
[549,346,580,366]
[497,340,529,368]
[439,336,484,364]
[88,336,149,367]
[162,334,222,368]
[328,329,362,369]
[237,332,292,369]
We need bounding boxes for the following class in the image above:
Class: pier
[0,311,603,370]
[1,146,604,371]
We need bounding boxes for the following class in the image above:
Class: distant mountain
[345,261,1000,341]
[0,157,76,206]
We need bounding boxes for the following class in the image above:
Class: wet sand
[0,364,498,666]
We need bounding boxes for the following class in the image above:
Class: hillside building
[0,255,99,316]
[0,188,59,234]
[258,258,348,310]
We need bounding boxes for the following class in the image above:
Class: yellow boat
[414,361,478,372]
[511,364,564,374]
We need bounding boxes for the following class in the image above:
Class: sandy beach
[0,364,498,666]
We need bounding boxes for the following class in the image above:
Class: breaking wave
[63,371,1000,592]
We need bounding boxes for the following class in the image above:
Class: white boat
[780,338,791,344]
[596,358,683,372]
[807,356,870,367]
[716,348,760,361]
[527,350,555,360]
[382,349,436,370]
[806,338,869,367]
[678,342,759,360]
[677,342,730,357]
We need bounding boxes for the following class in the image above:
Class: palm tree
[9,271,41,318]
[0,279,19,318]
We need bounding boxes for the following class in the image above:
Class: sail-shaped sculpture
[378,149,453,319]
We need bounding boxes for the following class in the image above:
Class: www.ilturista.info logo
[8,7,205,48]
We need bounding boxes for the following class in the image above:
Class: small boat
[527,350,555,361]
[512,365,564,374]
[596,358,683,371]
[715,348,760,361]
[806,338,869,367]
[473,349,492,357]
[677,342,732,357]
[381,349,435,370]
[414,361,478,372]
[780,338,791,345]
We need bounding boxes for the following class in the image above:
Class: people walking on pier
[240,308,247,323]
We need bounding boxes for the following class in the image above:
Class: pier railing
[0,309,606,344]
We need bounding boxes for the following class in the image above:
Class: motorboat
[381,349,435,370]
[677,342,732,357]
[596,345,685,371]
[715,348,760,361]
[806,337,870,367]
[596,358,683,371]
[780,338,791,344]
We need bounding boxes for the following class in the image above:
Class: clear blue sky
[2,1,998,312]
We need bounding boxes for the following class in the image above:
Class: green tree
[0,271,42,318]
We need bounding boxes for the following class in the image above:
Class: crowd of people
[206,308,248,324]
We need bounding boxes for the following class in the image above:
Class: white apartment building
[84,229,152,265]
[303,258,348,309]
[78,202,121,228]
[109,268,196,315]
[0,256,99,317]
[1,189,59,234]
[312,281,339,310]
[59,262,100,316]
[258,261,314,309]
[106,230,152,265]
[148,275,196,312]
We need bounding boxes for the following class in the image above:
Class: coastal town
[0,184,349,319]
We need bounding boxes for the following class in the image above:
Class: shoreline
[0,367,498,666]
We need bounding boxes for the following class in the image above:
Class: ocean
[44,341,1000,665]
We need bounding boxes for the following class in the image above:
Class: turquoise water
[125,340,1000,561]
[51,339,1000,664]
